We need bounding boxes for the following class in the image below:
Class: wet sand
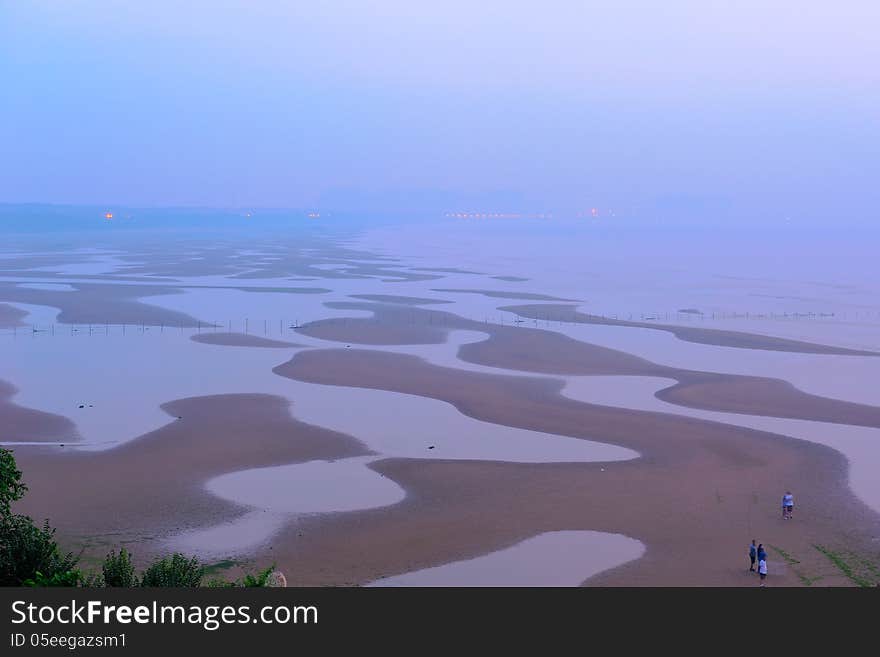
[183,284,331,295]
[296,303,449,345]
[190,333,303,348]
[0,282,204,327]
[503,303,880,356]
[12,393,368,555]
[0,271,182,283]
[269,348,880,586]
[0,379,78,443]
[12,332,872,585]
[297,301,880,429]
[0,302,27,328]
[563,375,880,513]
[410,267,485,274]
[5,235,880,587]
[432,288,580,302]
[349,294,453,305]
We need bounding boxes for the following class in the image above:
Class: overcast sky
[1,1,878,221]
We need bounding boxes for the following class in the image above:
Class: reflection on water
[369,530,645,587]
[207,456,405,515]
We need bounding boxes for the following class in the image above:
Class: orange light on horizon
[105,212,113,220]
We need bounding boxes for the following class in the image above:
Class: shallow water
[368,530,645,587]
[207,456,406,515]
[14,283,77,292]
[563,376,880,514]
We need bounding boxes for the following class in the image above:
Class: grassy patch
[769,545,800,565]
[768,545,822,586]
[797,574,823,586]
[860,558,880,578]
[202,559,239,577]
[813,545,877,588]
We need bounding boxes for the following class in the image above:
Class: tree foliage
[0,515,79,586]
[0,447,27,517]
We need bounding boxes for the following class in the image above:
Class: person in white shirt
[782,491,794,520]
[758,558,768,586]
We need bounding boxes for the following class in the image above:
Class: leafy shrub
[0,447,27,517]
[102,548,138,587]
[140,553,203,587]
[23,569,85,587]
[0,515,79,586]
[82,572,106,587]
[241,565,276,587]
[206,565,277,588]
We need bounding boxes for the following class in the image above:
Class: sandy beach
[268,347,878,585]
[3,228,880,588]
[11,392,369,558]
[0,379,78,443]
[190,332,304,348]
[0,281,203,327]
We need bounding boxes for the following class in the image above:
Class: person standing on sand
[782,491,794,520]
[749,540,757,572]
[757,543,767,566]
[758,557,768,586]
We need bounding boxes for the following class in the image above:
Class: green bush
[23,569,85,587]
[240,565,276,587]
[0,447,27,518]
[0,515,79,586]
[140,553,203,587]
[102,548,138,587]
[205,565,277,588]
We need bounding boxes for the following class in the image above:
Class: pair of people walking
[749,540,768,586]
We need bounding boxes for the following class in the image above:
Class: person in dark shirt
[757,544,767,564]
[749,540,757,572]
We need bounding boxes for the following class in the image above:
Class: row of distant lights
[445,209,617,219]
[445,212,552,219]
[104,211,323,220]
[575,209,617,218]
[105,210,615,221]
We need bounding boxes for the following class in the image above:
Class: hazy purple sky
[1,1,878,220]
